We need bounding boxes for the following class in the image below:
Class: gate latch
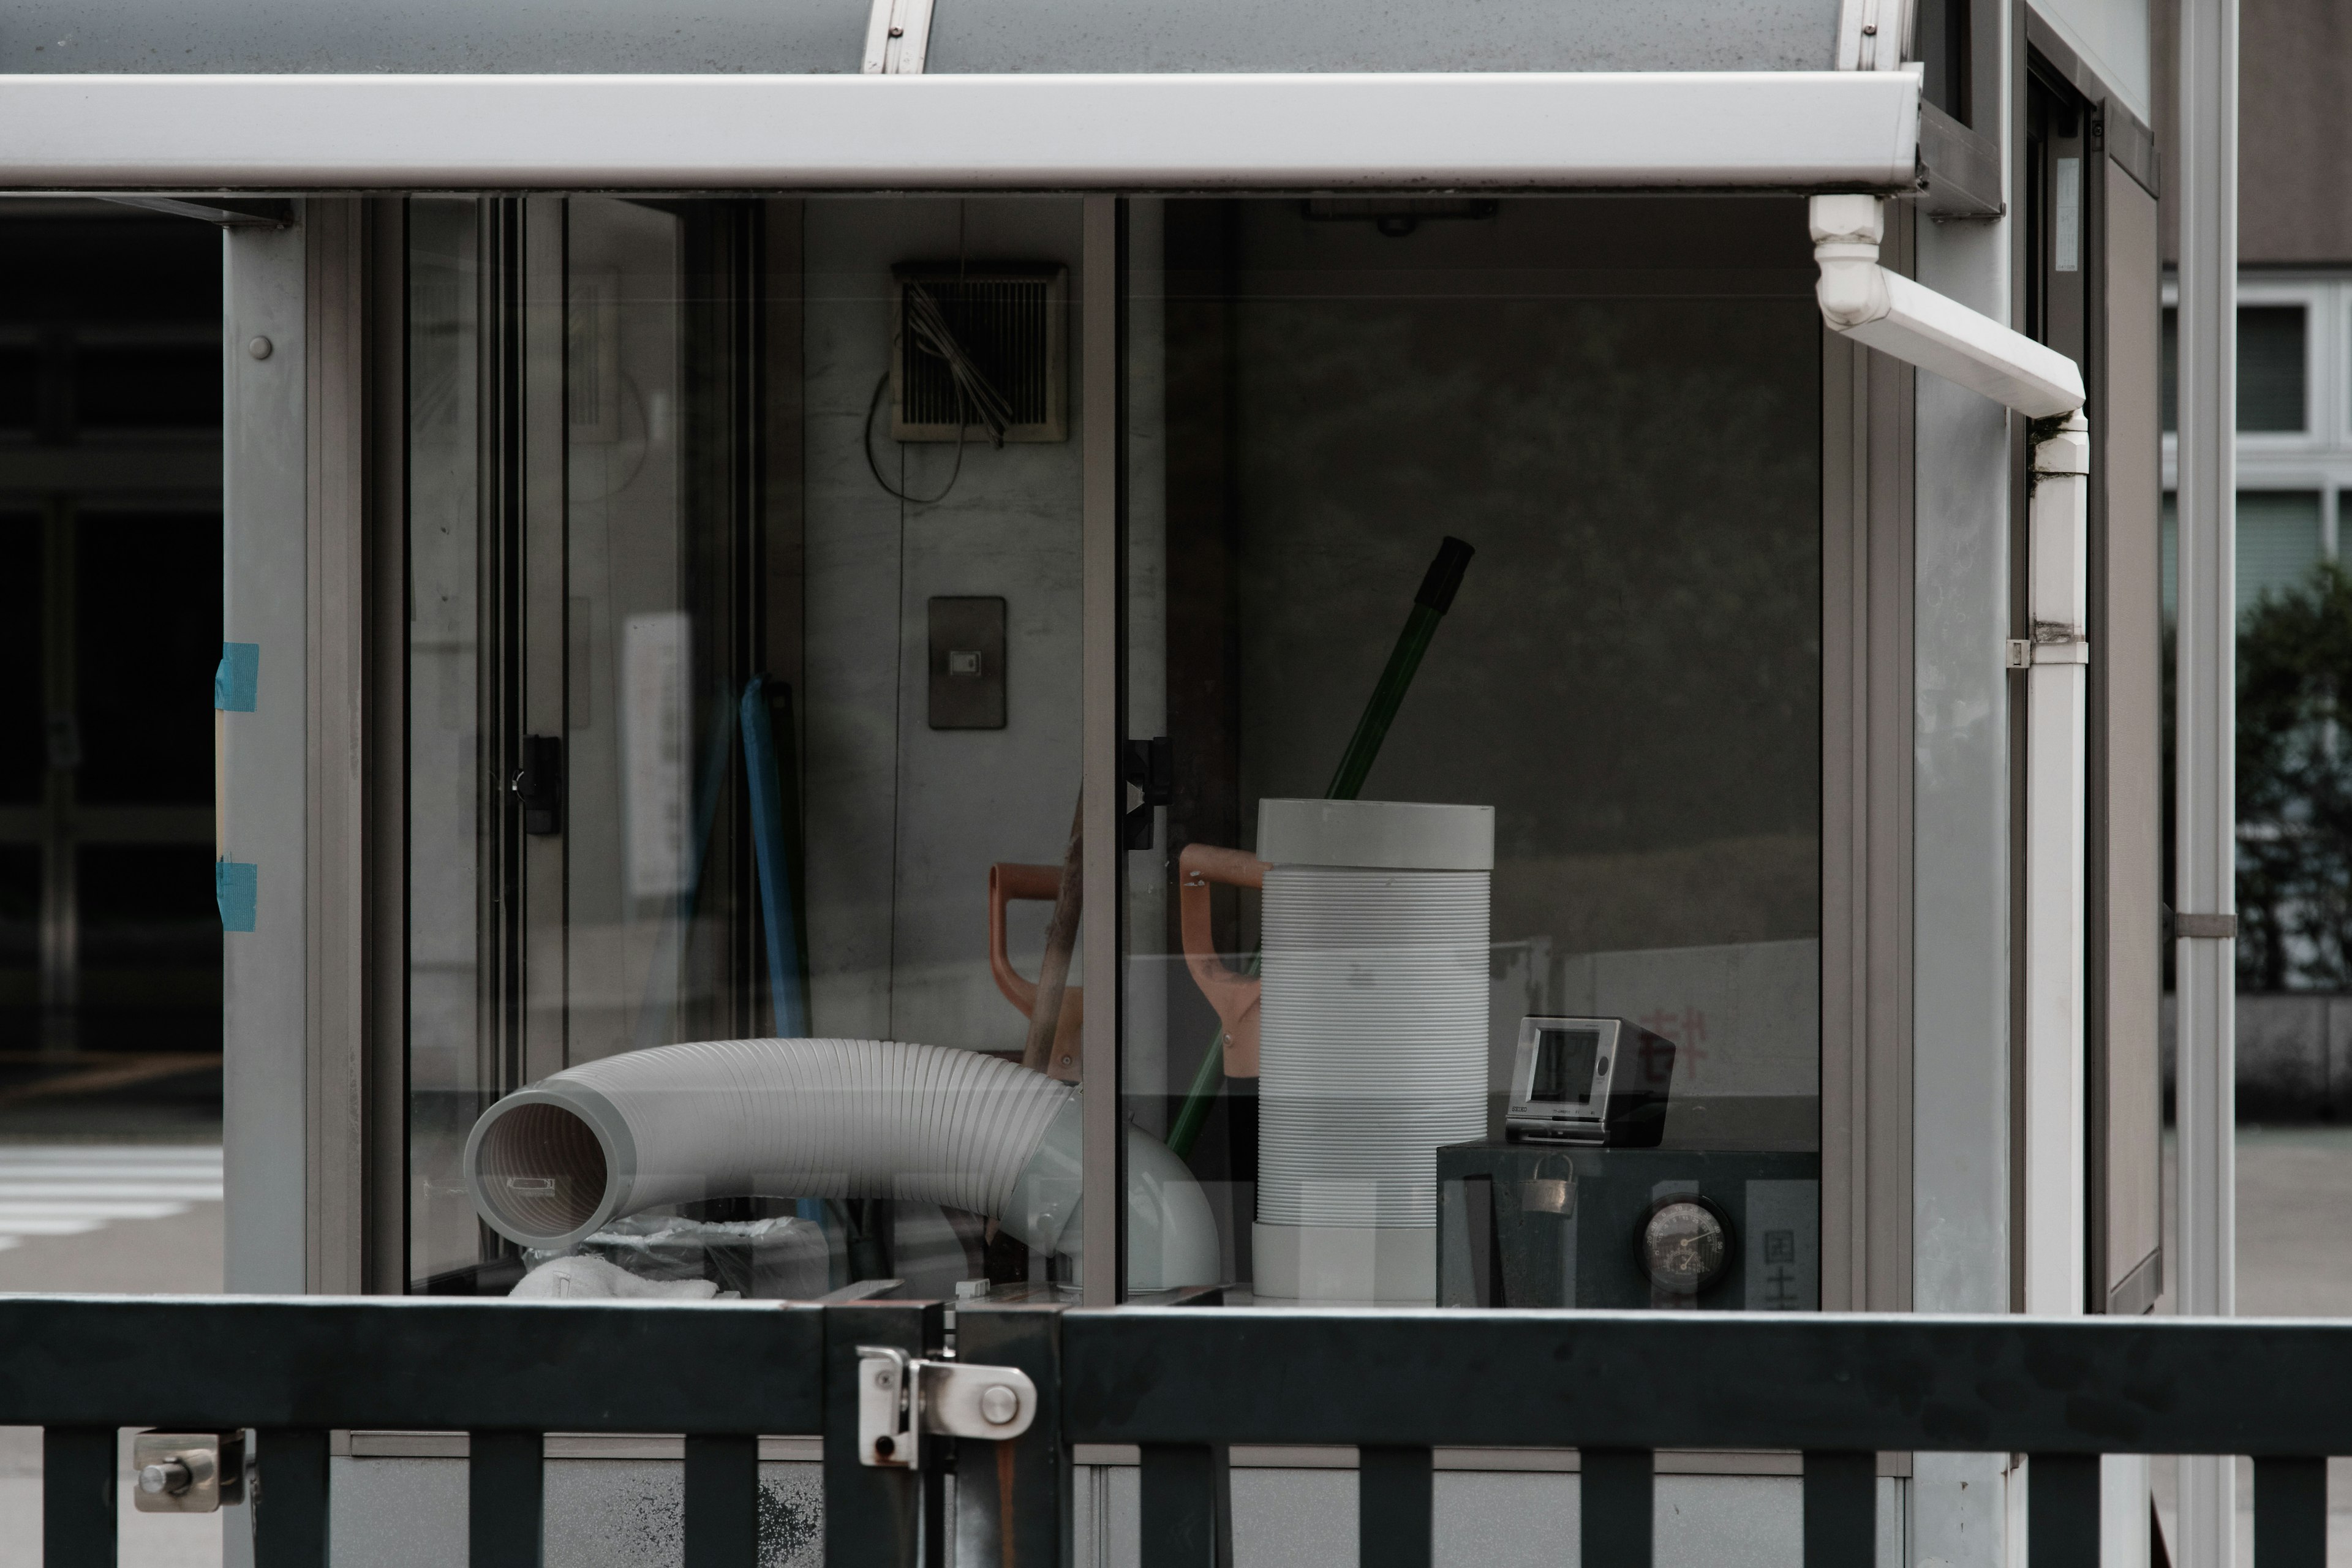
[858,1346,1038,1468]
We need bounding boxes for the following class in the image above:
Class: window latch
[857,1346,1038,1468]
[1125,736,1172,850]
[512,734,564,836]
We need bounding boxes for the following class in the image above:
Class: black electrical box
[1436,1142,1822,1311]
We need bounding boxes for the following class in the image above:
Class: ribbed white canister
[1252,799,1491,1303]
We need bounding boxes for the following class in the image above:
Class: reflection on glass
[405,196,1137,1301]
[562,196,717,1061]
[402,192,1825,1309]
[1127,197,1823,1309]
[407,196,486,1287]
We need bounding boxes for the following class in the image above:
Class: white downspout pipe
[2023,413,2091,1315]
[1810,194,2090,1316]
[1811,195,2085,420]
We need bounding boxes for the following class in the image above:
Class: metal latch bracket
[858,1346,1038,1468]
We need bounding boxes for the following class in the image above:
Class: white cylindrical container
[1252,798,1492,1303]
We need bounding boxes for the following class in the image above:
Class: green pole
[1166,536,1475,1159]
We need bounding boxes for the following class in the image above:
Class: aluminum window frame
[149,65,1926,1303]
[0,72,1920,192]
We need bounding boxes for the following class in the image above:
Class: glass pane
[0,845,35,1046]
[75,843,220,1052]
[560,196,742,1059]
[2168,306,2312,434]
[0,513,39,804]
[1128,197,1820,1307]
[2237,491,2323,618]
[75,337,222,431]
[2239,304,2307,432]
[2162,304,2177,434]
[2162,490,2177,624]
[74,511,219,805]
[406,195,1100,1300]
[406,196,488,1289]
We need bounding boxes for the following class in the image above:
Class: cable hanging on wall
[865,263,1071,504]
[865,281,1016,505]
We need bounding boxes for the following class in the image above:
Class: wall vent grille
[891,263,1068,443]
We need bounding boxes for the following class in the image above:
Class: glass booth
[416,194,1823,1311]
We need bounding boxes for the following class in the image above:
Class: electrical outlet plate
[929,597,1007,729]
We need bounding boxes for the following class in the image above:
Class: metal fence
[3,1294,2343,1568]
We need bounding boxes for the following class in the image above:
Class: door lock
[512,734,564,835]
[857,1346,1038,1468]
[130,1430,245,1513]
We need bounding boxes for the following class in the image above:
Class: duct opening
[473,1101,609,1239]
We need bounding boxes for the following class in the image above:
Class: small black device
[1506,1016,1674,1147]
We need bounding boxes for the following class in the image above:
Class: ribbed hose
[463,1036,1218,1291]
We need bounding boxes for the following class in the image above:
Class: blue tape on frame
[215,643,259,713]
[216,861,258,933]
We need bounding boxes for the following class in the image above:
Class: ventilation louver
[891,263,1068,443]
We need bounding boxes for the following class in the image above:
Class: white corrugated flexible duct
[464,1036,1218,1292]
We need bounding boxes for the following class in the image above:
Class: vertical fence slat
[1358,1446,1433,1568]
[1580,1449,1654,1568]
[956,1306,1065,1568]
[253,1428,330,1568]
[922,1453,949,1568]
[1802,1451,1875,1568]
[2024,1454,2099,1568]
[684,1434,760,1568]
[824,1300,940,1568]
[2255,1456,2327,1568]
[1140,1444,1227,1568]
[42,1427,115,1568]
[469,1431,545,1568]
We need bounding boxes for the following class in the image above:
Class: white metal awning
[0,70,1920,190]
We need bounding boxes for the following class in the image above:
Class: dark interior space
[0,201,223,1134]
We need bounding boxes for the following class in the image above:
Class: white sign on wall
[621,610,692,900]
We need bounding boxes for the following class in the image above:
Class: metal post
[823,1300,941,1568]
[42,1427,115,1568]
[2176,0,2240,1562]
[1079,194,1125,1306]
[221,210,312,1300]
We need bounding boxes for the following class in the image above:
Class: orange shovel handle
[1178,843,1269,1078]
[987,863,1083,1063]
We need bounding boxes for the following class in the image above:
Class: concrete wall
[1070,1463,1907,1568]
[799,197,1089,1054]
[329,1457,821,1567]
[2160,992,2352,1118]
[329,1454,1912,1568]
[2033,0,2155,125]
[2156,0,2352,265]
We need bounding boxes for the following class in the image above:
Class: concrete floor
[0,1131,225,1568]
[3,1125,2352,1565]
[2149,1126,2352,1562]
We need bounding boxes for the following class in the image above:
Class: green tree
[2230,559,2352,989]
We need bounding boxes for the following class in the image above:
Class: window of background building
[2160,490,2325,622]
[2162,303,2311,434]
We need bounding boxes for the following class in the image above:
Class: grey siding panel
[0,0,867,74]
[925,0,1841,75]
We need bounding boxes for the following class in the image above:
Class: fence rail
[2,1294,2343,1568]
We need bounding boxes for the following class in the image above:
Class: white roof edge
[0,71,1920,190]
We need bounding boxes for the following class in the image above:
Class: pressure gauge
[1636,1195,1731,1294]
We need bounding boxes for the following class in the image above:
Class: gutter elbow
[1809,192,1891,330]
[1815,252,1892,330]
